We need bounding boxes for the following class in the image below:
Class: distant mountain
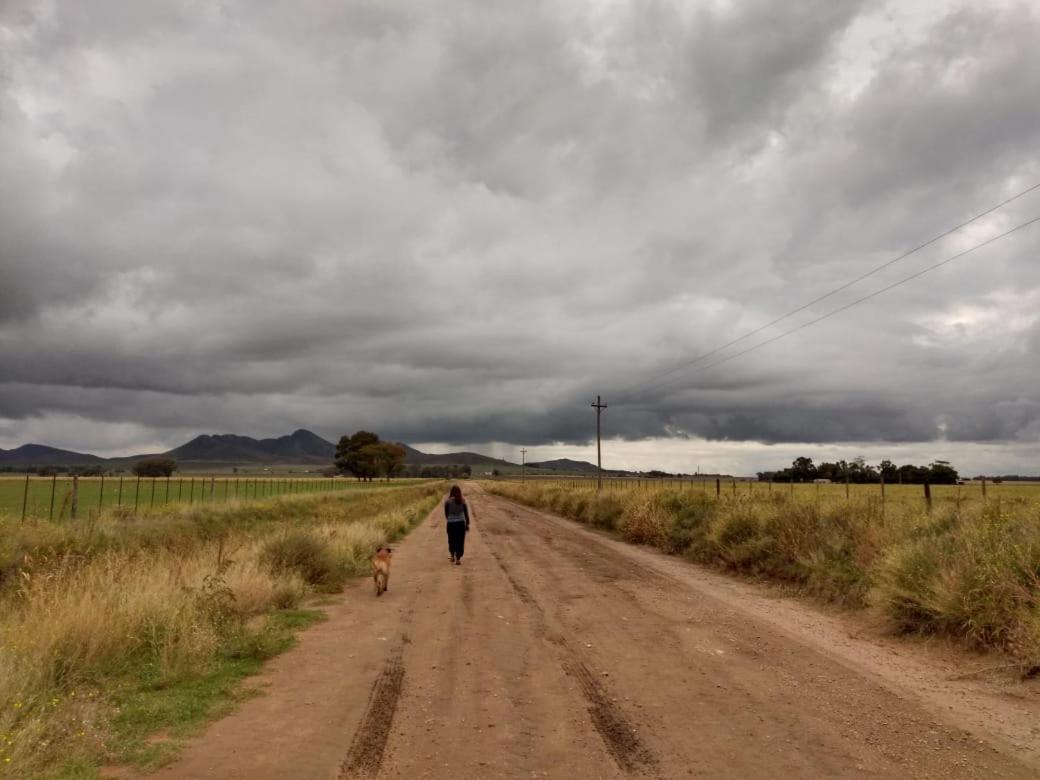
[0,432,524,472]
[526,458,601,473]
[0,444,106,467]
[397,444,518,471]
[166,429,336,464]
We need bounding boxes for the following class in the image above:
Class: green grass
[99,609,325,774]
[0,476,430,521]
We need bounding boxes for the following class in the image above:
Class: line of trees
[131,457,178,477]
[399,464,472,479]
[758,456,960,484]
[334,431,406,481]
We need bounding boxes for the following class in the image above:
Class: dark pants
[447,522,467,560]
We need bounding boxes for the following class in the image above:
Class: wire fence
[1,475,379,521]
[492,474,1038,511]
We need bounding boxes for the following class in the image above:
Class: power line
[624,213,1040,403]
[613,181,1040,402]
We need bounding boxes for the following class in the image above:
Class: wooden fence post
[71,475,79,520]
[49,475,57,520]
[99,474,105,513]
[924,481,932,512]
[150,477,157,507]
[981,478,987,501]
[134,477,141,512]
[715,478,721,497]
[21,473,29,521]
[117,476,124,506]
[189,477,194,505]
[880,472,885,503]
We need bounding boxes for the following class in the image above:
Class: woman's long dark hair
[449,485,464,504]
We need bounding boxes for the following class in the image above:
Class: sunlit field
[0,476,424,521]
[0,482,442,777]
[488,477,1040,665]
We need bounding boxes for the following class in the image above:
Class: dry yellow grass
[488,480,1040,666]
[0,483,441,777]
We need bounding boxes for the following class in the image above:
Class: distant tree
[928,460,959,485]
[335,431,382,481]
[366,442,406,481]
[879,460,898,482]
[132,457,177,477]
[789,457,817,482]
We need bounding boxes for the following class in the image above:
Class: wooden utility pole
[591,395,607,491]
[521,448,527,483]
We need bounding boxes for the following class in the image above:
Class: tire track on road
[484,535,657,776]
[339,574,424,778]
[339,648,406,778]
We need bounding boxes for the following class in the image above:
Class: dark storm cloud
[1,0,1040,458]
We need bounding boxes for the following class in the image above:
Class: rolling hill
[526,458,601,473]
[166,429,335,465]
[398,444,519,472]
[0,444,106,467]
[0,431,526,473]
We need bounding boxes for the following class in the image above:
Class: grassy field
[0,481,443,778]
[488,478,1040,665]
[504,475,1040,510]
[0,476,422,521]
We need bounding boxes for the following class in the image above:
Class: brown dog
[372,547,392,596]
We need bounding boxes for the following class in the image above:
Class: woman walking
[444,485,470,565]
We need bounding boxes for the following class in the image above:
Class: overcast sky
[2,0,1039,475]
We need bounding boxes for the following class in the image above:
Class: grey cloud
[1,0,1039,461]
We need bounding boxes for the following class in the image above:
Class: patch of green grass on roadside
[62,609,326,777]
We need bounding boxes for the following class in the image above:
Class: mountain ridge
[0,430,523,472]
[526,458,601,473]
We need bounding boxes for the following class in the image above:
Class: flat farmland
[517,475,1040,511]
[0,476,421,520]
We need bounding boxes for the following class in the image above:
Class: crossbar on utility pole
[591,395,607,491]
[521,448,527,483]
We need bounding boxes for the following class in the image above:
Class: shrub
[260,531,345,592]
[588,494,625,531]
[874,507,1040,661]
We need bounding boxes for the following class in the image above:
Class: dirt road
[149,485,1040,779]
